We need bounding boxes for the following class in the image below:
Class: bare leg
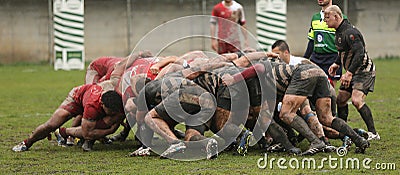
[300,100,324,138]
[316,97,368,149]
[280,95,323,147]
[144,110,179,144]
[25,109,72,147]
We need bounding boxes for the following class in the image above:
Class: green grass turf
[0,59,399,174]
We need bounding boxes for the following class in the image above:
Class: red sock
[24,139,32,148]
[59,127,68,138]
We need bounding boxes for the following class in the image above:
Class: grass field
[1,59,399,174]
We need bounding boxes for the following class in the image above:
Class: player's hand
[150,65,160,74]
[328,63,339,77]
[221,74,235,86]
[340,71,353,88]
[221,53,238,61]
[266,52,279,58]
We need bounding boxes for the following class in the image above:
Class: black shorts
[340,71,375,95]
[286,65,331,102]
[217,82,250,112]
[154,85,216,127]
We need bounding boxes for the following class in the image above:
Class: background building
[0,0,399,64]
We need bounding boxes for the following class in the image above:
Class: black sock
[267,122,294,150]
[331,96,337,117]
[289,116,320,145]
[358,104,376,134]
[138,124,154,148]
[337,104,349,121]
[331,118,363,147]
[218,123,242,145]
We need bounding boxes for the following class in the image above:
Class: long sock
[331,118,364,147]
[218,123,242,145]
[358,104,376,134]
[138,124,154,148]
[337,104,349,121]
[24,139,32,148]
[275,115,297,141]
[267,123,294,150]
[59,127,68,138]
[289,116,321,145]
[121,123,131,137]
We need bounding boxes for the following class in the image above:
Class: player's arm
[346,32,365,74]
[109,53,141,86]
[303,39,314,59]
[303,23,314,59]
[149,56,179,74]
[210,11,218,51]
[81,118,118,140]
[238,7,248,48]
[181,62,232,80]
[329,53,342,77]
[85,63,101,84]
[222,63,265,86]
[234,52,278,67]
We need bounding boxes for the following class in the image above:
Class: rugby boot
[12,141,28,152]
[128,146,151,157]
[236,130,253,156]
[206,138,218,160]
[160,141,186,159]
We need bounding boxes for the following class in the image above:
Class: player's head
[271,40,290,64]
[318,0,331,8]
[324,5,343,28]
[101,90,123,114]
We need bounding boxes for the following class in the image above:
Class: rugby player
[12,81,124,152]
[224,60,370,154]
[325,5,379,141]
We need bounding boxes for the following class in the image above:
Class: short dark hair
[101,91,123,112]
[271,40,290,53]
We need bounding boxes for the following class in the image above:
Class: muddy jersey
[135,77,194,111]
[259,60,296,97]
[193,66,238,97]
[335,19,375,75]
[193,66,249,110]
